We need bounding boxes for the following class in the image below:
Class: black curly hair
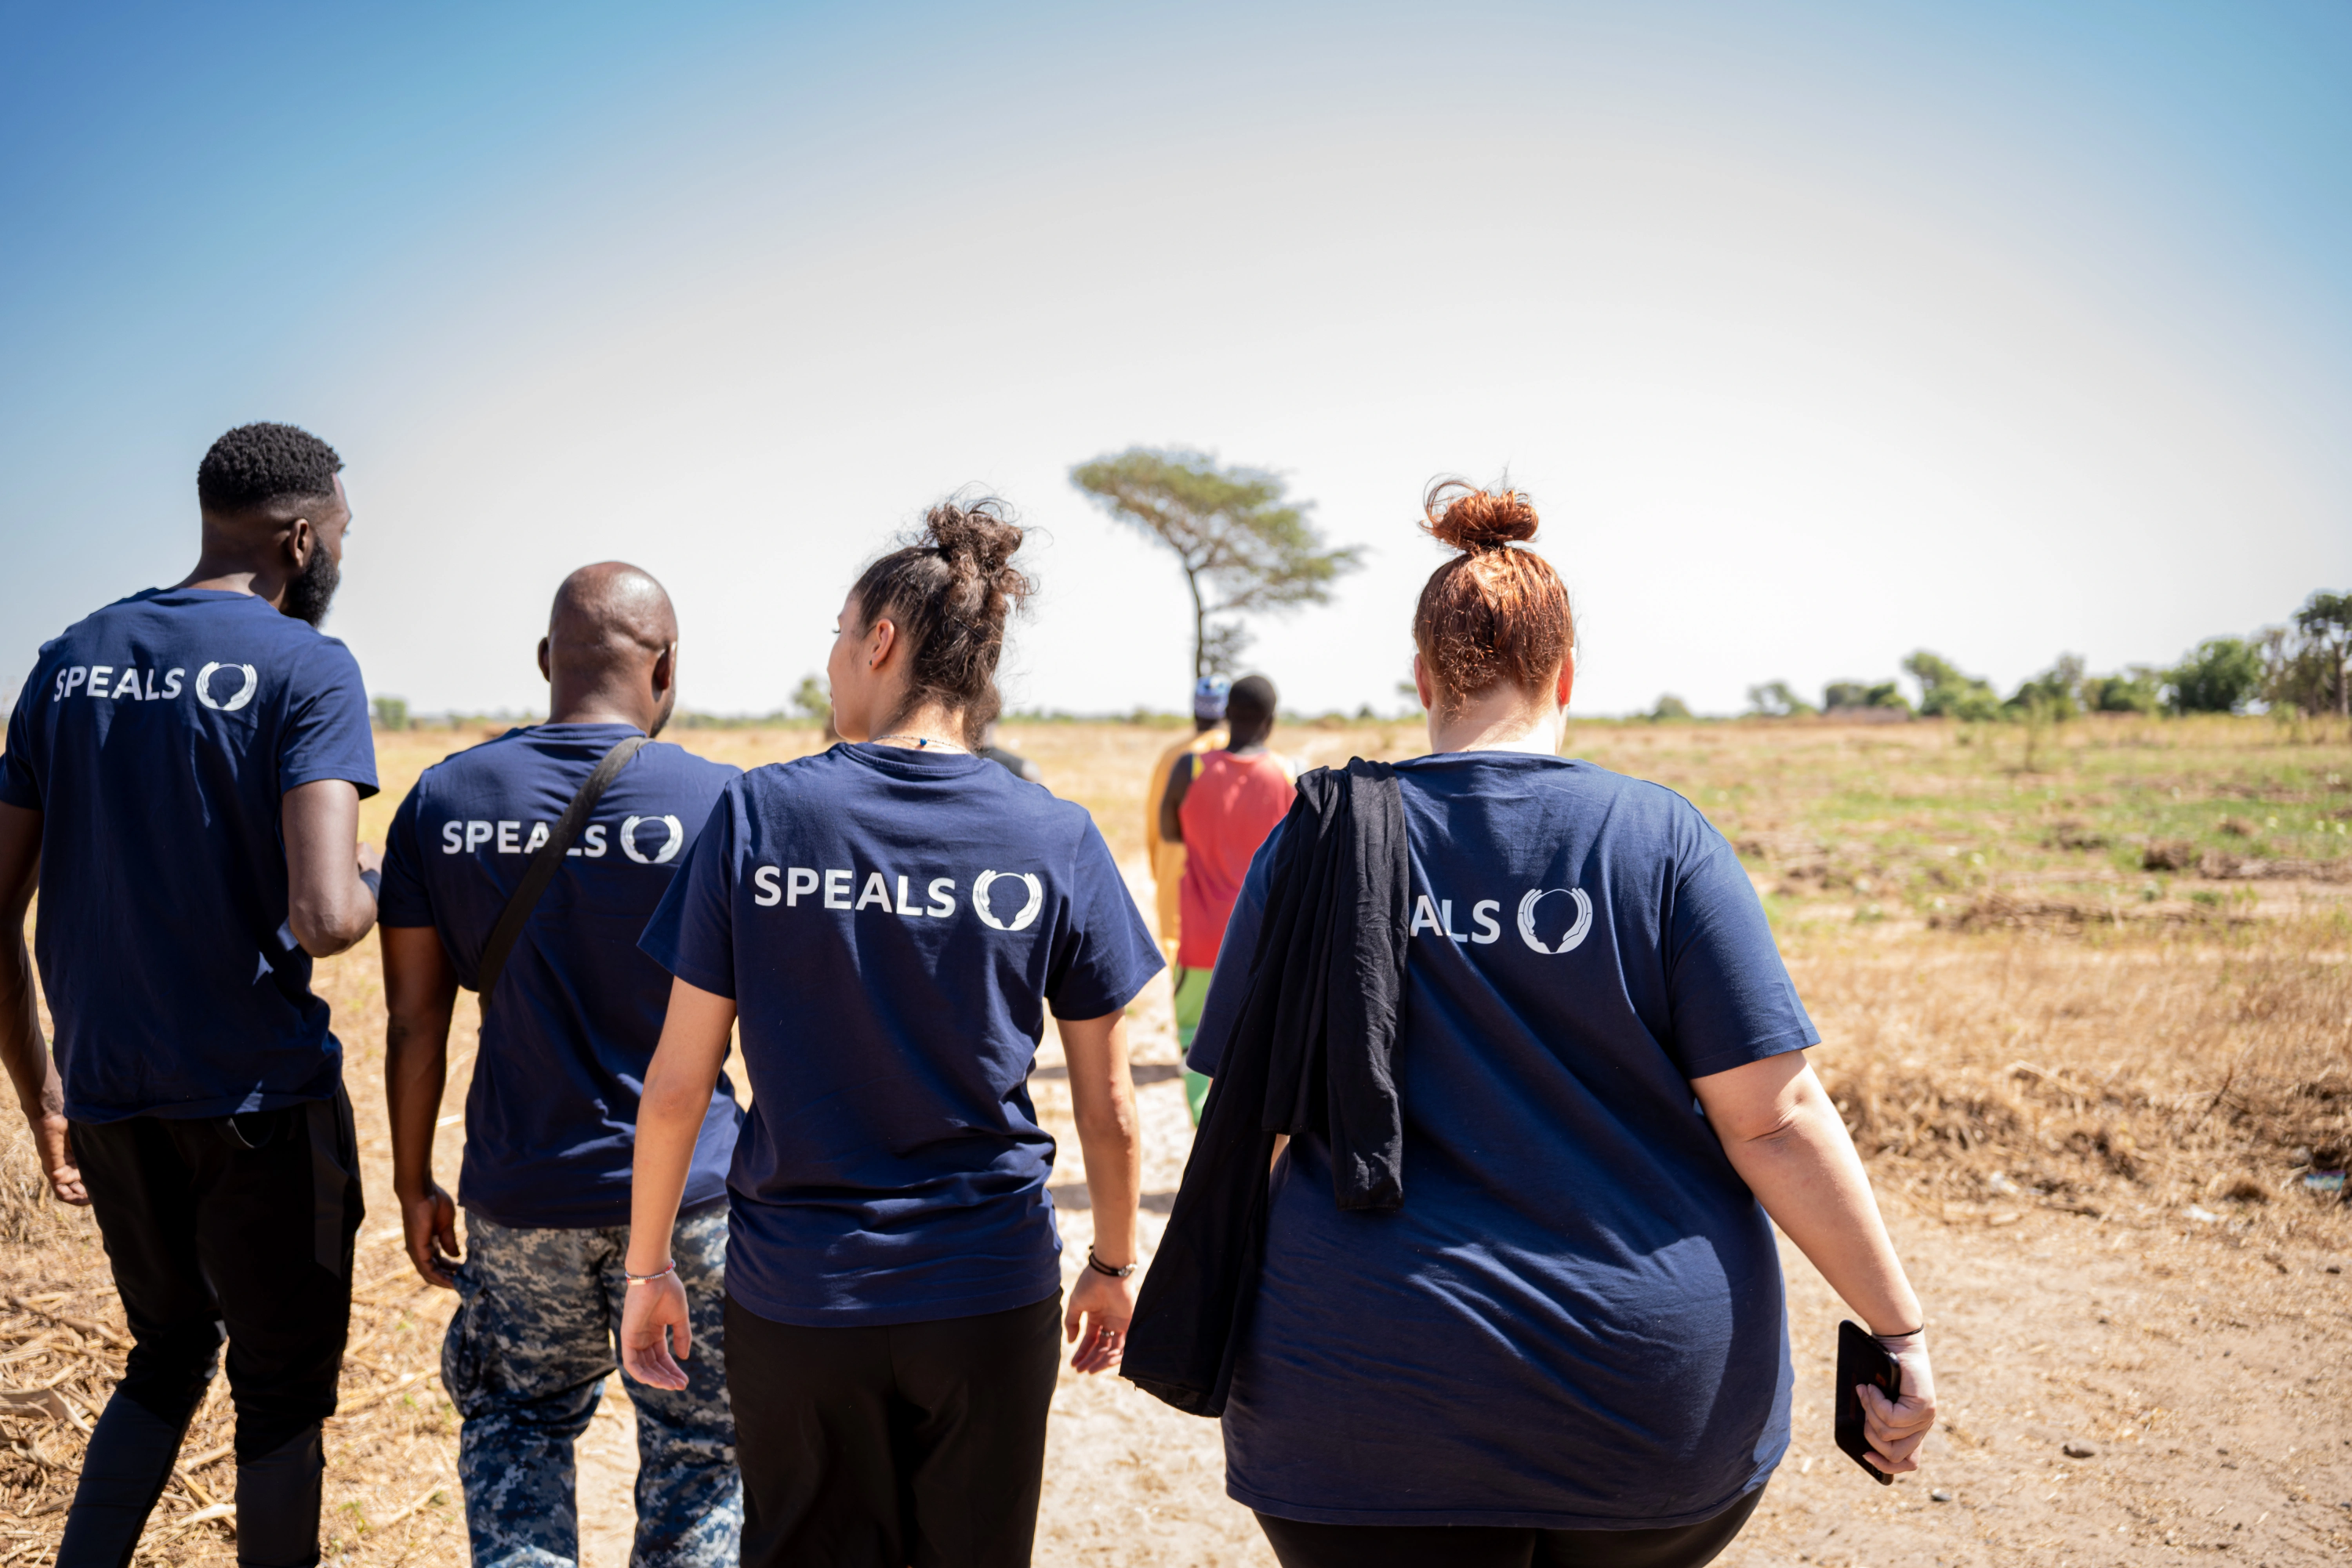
[196,423,344,514]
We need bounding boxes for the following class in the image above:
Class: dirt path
[1002,960,2352,1568]
[1749,1211,2349,1565]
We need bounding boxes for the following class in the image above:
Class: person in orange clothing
[1144,679,1230,968]
[1158,675,1293,1122]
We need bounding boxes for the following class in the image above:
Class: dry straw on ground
[1797,926,2350,1235]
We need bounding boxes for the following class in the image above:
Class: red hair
[1413,479,1572,710]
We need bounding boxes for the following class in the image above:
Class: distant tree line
[1730,589,2349,724]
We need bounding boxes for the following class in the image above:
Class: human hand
[358,842,383,877]
[400,1181,461,1287]
[620,1270,692,1390]
[32,1112,83,1206]
[1858,1333,1937,1474]
[1065,1265,1134,1374]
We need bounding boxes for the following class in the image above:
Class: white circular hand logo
[1517,886,1594,954]
[619,815,684,864]
[972,870,1044,931]
[194,662,258,712]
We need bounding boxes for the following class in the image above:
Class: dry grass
[0,716,2344,1565]
[1796,926,2352,1244]
[0,1173,468,1567]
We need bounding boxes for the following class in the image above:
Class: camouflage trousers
[443,1204,740,1568]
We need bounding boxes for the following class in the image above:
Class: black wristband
[359,867,382,900]
[1085,1246,1135,1279]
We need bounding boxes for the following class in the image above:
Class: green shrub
[1902,651,2004,720]
[2008,653,2085,720]
[2165,637,2264,714]
[1823,681,1911,713]
[2083,668,2163,714]
[789,673,832,725]
[1745,681,1817,717]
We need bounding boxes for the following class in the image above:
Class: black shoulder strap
[474,734,649,997]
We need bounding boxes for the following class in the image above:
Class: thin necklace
[871,733,967,753]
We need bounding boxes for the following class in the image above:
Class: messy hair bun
[1422,480,1540,552]
[1412,477,1572,711]
[851,493,1035,747]
[924,496,1027,582]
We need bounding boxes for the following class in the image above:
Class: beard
[282,547,341,627]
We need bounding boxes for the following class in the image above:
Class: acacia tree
[1069,448,1361,678]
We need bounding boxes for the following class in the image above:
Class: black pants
[1255,1483,1766,1568]
[725,1291,1062,1568]
[62,1091,364,1568]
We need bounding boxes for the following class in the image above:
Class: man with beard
[377,564,742,1568]
[0,422,380,1568]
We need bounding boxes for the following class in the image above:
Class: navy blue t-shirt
[640,742,1163,1327]
[1187,753,1815,1529]
[0,589,378,1121]
[377,723,742,1230]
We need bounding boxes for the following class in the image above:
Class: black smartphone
[1834,1319,1901,1486]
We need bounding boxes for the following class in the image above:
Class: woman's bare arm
[1693,1050,1938,1472]
[1058,1010,1141,1373]
[619,977,735,1390]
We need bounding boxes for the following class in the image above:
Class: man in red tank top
[1160,675,1294,1120]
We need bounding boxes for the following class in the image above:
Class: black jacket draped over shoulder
[1121,758,1410,1417]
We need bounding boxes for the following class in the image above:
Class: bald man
[378,564,743,1568]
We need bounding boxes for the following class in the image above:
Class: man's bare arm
[382,924,462,1286]
[284,779,379,956]
[1159,754,1192,845]
[0,803,80,1204]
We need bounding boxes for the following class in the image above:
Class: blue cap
[1193,677,1231,721]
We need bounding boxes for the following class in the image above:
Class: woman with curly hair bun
[1171,481,1937,1566]
[619,497,1163,1568]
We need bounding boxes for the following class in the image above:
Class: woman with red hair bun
[1174,481,1937,1566]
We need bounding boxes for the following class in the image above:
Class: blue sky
[3,0,2347,717]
